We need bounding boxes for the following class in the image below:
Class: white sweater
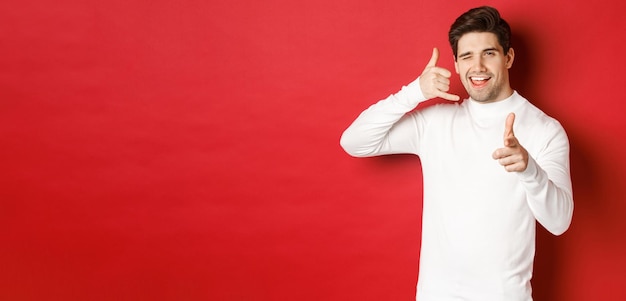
[340,78,573,301]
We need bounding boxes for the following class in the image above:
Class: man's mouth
[469,76,491,88]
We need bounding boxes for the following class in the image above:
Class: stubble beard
[469,87,500,103]
[466,79,504,103]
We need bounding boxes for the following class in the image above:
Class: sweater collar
[466,91,524,119]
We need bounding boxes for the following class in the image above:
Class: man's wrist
[392,77,427,109]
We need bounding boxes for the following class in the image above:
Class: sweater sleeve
[517,121,574,235]
[340,78,428,157]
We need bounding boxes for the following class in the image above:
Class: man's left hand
[492,113,529,172]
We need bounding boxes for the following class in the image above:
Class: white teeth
[471,77,488,81]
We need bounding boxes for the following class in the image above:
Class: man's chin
[468,91,491,103]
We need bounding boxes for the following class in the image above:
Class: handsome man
[340,6,573,301]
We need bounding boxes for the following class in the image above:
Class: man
[340,6,573,301]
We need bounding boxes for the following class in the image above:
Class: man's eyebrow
[458,47,500,58]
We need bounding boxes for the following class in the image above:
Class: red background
[2,0,625,300]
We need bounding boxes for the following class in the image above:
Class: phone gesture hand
[418,48,460,101]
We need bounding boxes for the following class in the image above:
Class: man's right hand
[418,48,460,101]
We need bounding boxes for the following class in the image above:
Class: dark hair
[448,6,511,59]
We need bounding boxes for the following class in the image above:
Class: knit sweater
[340,78,573,301]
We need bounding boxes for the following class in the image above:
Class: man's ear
[506,47,515,69]
[454,55,459,74]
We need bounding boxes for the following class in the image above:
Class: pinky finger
[437,91,461,101]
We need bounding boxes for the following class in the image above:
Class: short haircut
[448,6,512,59]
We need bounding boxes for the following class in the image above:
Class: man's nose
[472,57,487,72]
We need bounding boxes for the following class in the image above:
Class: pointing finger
[504,135,518,148]
[503,113,517,147]
[504,113,515,138]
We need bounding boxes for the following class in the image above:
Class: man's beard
[467,79,504,103]
[469,87,500,103]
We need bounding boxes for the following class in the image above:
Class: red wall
[2,0,625,300]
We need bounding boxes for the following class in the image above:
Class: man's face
[454,32,514,103]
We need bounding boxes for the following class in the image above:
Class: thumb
[426,47,439,68]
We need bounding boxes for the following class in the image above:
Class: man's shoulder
[516,95,564,130]
[516,98,569,151]
[416,99,466,116]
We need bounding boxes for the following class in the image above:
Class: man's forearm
[340,78,426,157]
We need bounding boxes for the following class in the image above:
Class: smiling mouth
[469,76,491,88]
